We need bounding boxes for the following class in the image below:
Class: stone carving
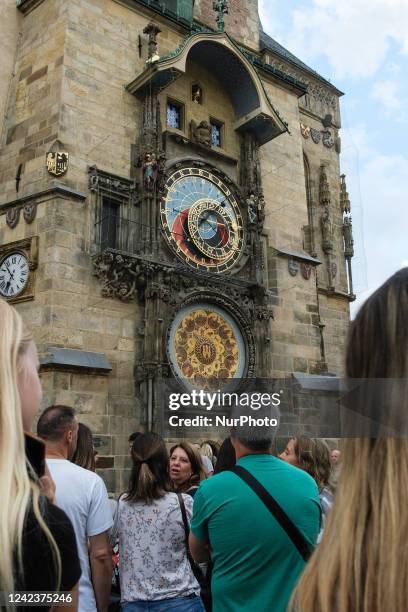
[322,129,334,148]
[322,114,333,128]
[321,207,333,253]
[301,263,312,280]
[343,217,354,258]
[23,201,37,224]
[93,251,158,302]
[335,135,341,154]
[246,193,258,225]
[331,262,337,279]
[300,123,310,139]
[240,133,262,199]
[6,207,20,229]
[257,194,266,230]
[255,306,274,321]
[140,91,162,158]
[213,0,229,32]
[288,260,300,276]
[143,22,161,62]
[143,153,158,192]
[310,128,321,144]
[191,120,212,147]
[340,174,351,214]
[46,151,68,177]
[88,166,138,202]
[266,58,337,109]
[319,165,331,207]
[192,84,203,104]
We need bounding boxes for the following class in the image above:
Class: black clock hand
[6,265,15,280]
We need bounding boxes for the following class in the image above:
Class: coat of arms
[46,151,69,177]
[301,263,312,280]
[322,130,334,149]
[310,128,321,144]
[300,123,310,139]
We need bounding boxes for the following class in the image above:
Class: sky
[259,0,408,317]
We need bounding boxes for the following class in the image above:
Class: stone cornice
[0,183,87,211]
[318,287,356,302]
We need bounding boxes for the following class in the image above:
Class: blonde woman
[0,299,80,610]
[290,267,408,612]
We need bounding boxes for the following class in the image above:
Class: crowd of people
[0,266,407,612]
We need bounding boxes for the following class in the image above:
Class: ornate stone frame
[161,158,249,275]
[0,236,39,304]
[166,290,256,388]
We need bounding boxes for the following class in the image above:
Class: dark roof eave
[260,32,344,97]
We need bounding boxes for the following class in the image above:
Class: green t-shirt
[191,455,321,612]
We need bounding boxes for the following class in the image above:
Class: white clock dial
[0,253,29,298]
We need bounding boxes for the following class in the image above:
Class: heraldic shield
[46,151,69,177]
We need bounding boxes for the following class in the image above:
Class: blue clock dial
[160,167,244,272]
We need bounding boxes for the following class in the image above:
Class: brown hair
[72,423,95,472]
[169,442,207,492]
[292,437,332,490]
[126,432,171,503]
[290,268,408,612]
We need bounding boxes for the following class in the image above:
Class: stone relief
[191,120,212,147]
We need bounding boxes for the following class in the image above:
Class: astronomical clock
[160,166,244,273]
[92,33,279,427]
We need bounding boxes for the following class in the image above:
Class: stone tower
[0,0,353,492]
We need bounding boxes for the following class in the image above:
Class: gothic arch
[127,31,288,145]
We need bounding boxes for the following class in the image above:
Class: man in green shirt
[190,428,321,612]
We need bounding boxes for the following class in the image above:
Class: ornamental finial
[212,0,229,32]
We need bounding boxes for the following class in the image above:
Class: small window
[210,119,223,148]
[167,100,183,130]
[192,83,203,104]
[101,198,119,250]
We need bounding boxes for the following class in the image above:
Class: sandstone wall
[194,0,260,51]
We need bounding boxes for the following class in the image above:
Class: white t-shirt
[201,455,214,474]
[118,492,200,602]
[47,459,113,612]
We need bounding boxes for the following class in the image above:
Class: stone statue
[343,216,354,258]
[321,207,333,253]
[257,194,266,229]
[191,120,212,147]
[246,194,258,225]
[192,85,202,104]
[340,174,351,214]
[143,153,158,191]
[143,22,161,62]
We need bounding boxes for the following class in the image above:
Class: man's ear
[65,428,73,444]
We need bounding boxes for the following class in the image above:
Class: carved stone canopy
[127,32,288,146]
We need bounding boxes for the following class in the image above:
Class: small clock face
[161,167,244,272]
[0,253,29,298]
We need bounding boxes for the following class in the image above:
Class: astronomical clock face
[168,304,247,388]
[161,167,244,272]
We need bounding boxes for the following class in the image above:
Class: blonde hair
[0,299,61,595]
[290,268,408,612]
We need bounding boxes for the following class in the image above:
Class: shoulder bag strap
[176,493,205,585]
[108,493,124,547]
[231,465,312,562]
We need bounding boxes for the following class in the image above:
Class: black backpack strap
[231,465,312,562]
[176,493,206,585]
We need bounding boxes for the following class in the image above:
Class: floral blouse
[118,492,200,602]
